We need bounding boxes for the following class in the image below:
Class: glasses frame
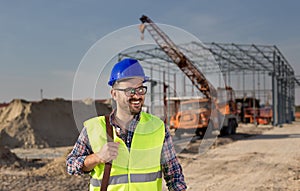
[114,86,147,97]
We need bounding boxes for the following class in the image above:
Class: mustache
[129,98,143,102]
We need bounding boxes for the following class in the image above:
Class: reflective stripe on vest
[90,171,162,187]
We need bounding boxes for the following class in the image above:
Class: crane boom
[139,15,216,100]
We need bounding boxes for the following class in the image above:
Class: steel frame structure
[118,42,300,126]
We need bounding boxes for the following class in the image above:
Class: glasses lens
[137,86,146,95]
[130,88,136,95]
[124,86,147,96]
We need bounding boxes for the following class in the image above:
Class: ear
[111,89,117,100]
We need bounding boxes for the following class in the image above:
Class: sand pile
[31,148,72,177]
[0,99,112,148]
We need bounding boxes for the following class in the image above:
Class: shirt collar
[109,109,141,128]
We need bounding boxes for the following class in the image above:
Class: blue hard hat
[108,58,149,86]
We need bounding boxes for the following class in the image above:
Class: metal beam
[231,43,270,71]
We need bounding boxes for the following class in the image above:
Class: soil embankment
[0,99,111,148]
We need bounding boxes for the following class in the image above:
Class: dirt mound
[31,149,72,177]
[0,145,22,167]
[0,99,112,148]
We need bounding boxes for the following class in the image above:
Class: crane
[139,15,217,100]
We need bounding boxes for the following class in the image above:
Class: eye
[137,87,143,93]
[131,89,136,93]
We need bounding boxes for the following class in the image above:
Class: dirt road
[180,122,300,190]
[1,122,300,190]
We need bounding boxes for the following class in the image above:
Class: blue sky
[1,0,299,104]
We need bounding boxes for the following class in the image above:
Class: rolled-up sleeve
[161,127,187,191]
[66,127,92,175]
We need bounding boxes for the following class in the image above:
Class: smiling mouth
[129,99,142,105]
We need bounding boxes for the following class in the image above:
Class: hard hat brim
[108,76,149,86]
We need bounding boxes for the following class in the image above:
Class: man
[67,58,187,191]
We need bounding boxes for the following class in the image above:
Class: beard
[129,98,144,115]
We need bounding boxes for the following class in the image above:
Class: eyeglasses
[114,86,147,97]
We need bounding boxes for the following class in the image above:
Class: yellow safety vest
[85,112,165,191]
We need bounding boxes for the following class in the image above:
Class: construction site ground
[1,122,300,191]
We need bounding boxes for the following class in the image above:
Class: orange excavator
[139,15,238,137]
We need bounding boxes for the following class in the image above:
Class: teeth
[131,101,140,104]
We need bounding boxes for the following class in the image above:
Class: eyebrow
[114,83,143,88]
[114,85,144,89]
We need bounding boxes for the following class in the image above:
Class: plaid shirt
[66,111,187,191]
